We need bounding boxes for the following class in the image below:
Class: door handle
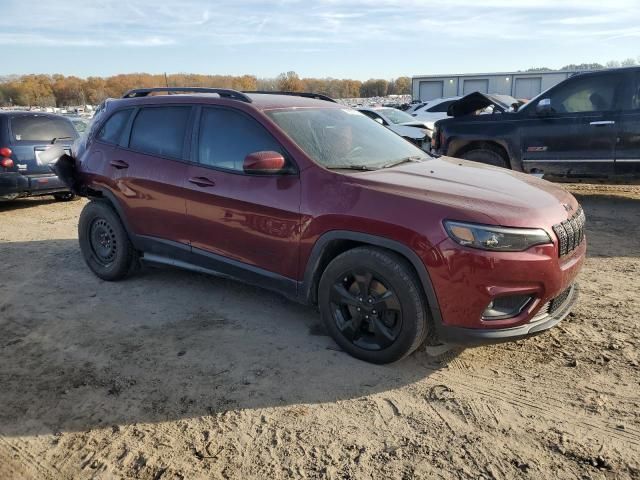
[188,176,216,187]
[109,159,129,169]
[590,121,615,126]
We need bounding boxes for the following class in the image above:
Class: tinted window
[547,74,620,113]
[198,108,284,171]
[10,115,78,142]
[428,100,454,112]
[97,109,132,144]
[632,74,640,110]
[129,107,191,159]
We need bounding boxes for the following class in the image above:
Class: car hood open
[346,156,578,228]
[447,92,517,117]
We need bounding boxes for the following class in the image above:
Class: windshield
[266,108,429,170]
[379,108,416,124]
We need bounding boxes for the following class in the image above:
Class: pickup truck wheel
[462,148,509,169]
[78,201,137,281]
[53,192,75,201]
[318,247,428,364]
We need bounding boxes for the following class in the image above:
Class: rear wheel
[53,192,75,201]
[318,247,428,364]
[462,147,509,169]
[78,201,138,281]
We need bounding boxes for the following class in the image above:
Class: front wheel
[462,148,509,169]
[78,201,138,281]
[318,247,429,364]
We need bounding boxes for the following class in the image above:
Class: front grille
[530,285,574,323]
[548,286,572,314]
[552,206,586,257]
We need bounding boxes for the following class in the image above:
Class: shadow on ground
[0,239,456,438]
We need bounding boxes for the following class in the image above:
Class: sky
[1,0,640,80]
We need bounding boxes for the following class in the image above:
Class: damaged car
[0,111,78,201]
[54,87,585,364]
[358,107,431,151]
[432,67,640,180]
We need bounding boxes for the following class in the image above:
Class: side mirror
[536,98,554,116]
[243,151,286,174]
[374,117,384,125]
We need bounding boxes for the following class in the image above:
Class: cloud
[0,0,638,50]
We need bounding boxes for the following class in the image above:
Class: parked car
[358,107,432,150]
[410,96,461,129]
[65,115,91,134]
[54,87,585,364]
[0,111,78,201]
[432,67,640,180]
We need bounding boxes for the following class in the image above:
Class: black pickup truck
[432,67,640,180]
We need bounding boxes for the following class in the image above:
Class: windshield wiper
[325,164,378,171]
[51,136,73,144]
[380,155,426,169]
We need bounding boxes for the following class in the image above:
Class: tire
[318,247,428,364]
[78,200,138,281]
[53,192,76,201]
[462,147,509,169]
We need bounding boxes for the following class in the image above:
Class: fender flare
[86,187,143,251]
[300,230,443,325]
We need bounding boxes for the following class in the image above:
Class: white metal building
[412,71,589,101]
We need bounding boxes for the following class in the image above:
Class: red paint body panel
[76,93,587,338]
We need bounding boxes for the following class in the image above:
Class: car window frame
[191,105,298,177]
[121,104,195,162]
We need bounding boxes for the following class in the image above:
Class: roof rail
[121,87,253,103]
[242,91,337,103]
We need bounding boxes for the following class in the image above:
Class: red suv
[58,87,586,364]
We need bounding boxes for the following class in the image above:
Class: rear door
[519,72,624,178]
[8,114,78,176]
[100,105,192,246]
[615,70,640,177]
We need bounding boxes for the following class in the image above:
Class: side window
[632,74,640,110]
[547,74,619,114]
[428,100,453,113]
[129,106,191,159]
[198,108,284,171]
[97,109,132,144]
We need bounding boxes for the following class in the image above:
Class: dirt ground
[0,184,639,480]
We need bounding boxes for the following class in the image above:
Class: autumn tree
[276,71,304,92]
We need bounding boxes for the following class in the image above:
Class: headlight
[444,220,552,252]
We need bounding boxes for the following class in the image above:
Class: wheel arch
[84,187,142,251]
[448,138,513,169]
[300,231,442,324]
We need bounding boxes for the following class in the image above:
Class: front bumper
[0,172,69,197]
[435,283,578,344]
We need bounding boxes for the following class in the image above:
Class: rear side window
[547,74,620,113]
[428,100,454,112]
[129,106,191,159]
[10,115,77,142]
[97,109,132,144]
[198,108,284,171]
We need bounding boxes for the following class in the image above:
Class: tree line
[0,72,412,107]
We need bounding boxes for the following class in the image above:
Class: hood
[345,156,578,228]
[387,124,428,140]
[447,92,518,117]
[399,120,432,130]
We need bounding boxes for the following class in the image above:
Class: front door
[615,70,640,177]
[183,106,301,281]
[519,72,625,178]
